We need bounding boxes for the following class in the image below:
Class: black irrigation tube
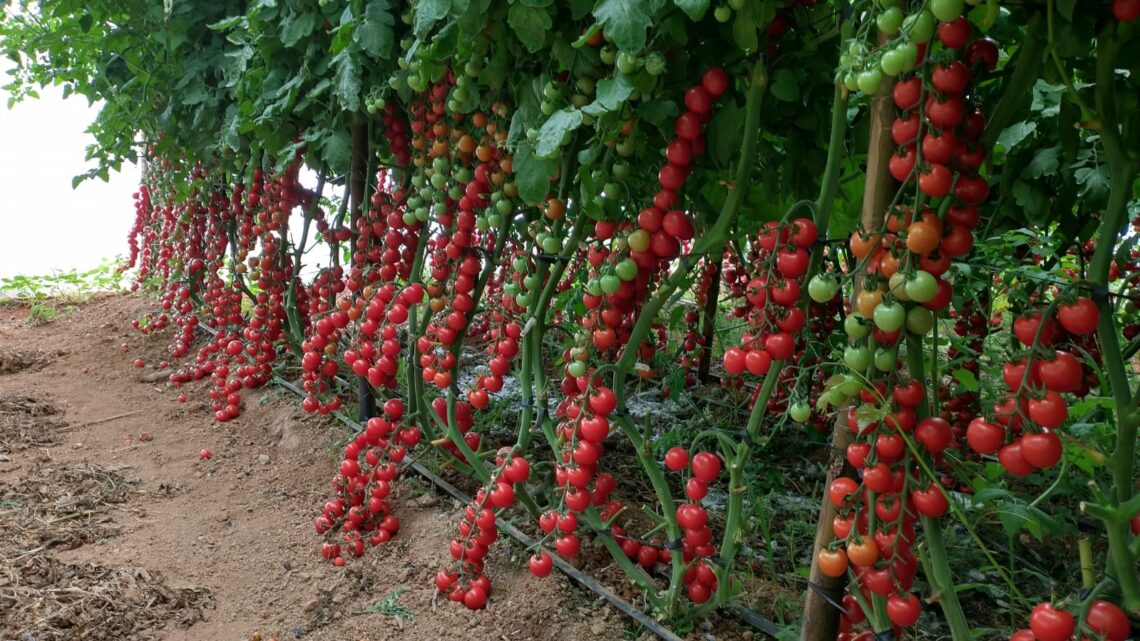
[268,375,783,641]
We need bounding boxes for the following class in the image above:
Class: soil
[0,295,629,641]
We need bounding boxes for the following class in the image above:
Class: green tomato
[612,162,631,180]
[857,69,883,95]
[585,279,603,297]
[567,360,587,378]
[789,401,812,423]
[876,6,904,35]
[888,272,911,301]
[904,10,936,43]
[627,229,651,252]
[600,46,617,65]
[616,139,636,157]
[475,216,490,232]
[523,274,541,291]
[540,100,557,116]
[898,42,919,71]
[504,282,520,297]
[616,52,639,75]
[728,0,745,9]
[906,307,935,335]
[905,270,937,303]
[599,274,622,295]
[808,274,840,303]
[603,182,622,199]
[512,256,528,273]
[873,347,897,372]
[879,48,907,77]
[542,236,563,254]
[930,0,964,22]
[576,76,596,95]
[873,300,906,332]
[644,52,666,76]
[844,345,873,372]
[615,258,638,282]
[714,5,732,22]
[487,213,502,228]
[837,375,863,398]
[515,293,530,309]
[543,82,561,100]
[844,313,871,339]
[843,73,859,92]
[402,211,418,226]
[496,198,513,216]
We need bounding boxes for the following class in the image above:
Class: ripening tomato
[846,538,880,567]
[906,221,942,255]
[818,548,849,577]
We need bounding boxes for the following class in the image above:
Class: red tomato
[829,477,859,507]
[702,67,730,97]
[529,552,553,577]
[999,441,1037,477]
[1058,297,1100,335]
[664,446,690,471]
[1038,350,1082,393]
[912,483,949,517]
[922,130,958,164]
[691,451,722,482]
[925,94,965,128]
[1028,391,1067,429]
[1087,600,1130,641]
[966,417,1005,454]
[919,164,953,197]
[1014,313,1056,346]
[915,417,952,453]
[889,146,917,182]
[966,38,999,71]
[938,17,972,48]
[1029,603,1075,641]
[893,77,922,110]
[887,593,921,627]
[892,112,921,144]
[931,61,972,94]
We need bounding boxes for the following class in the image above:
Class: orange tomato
[851,231,880,259]
[818,548,849,578]
[846,538,880,567]
[905,221,941,255]
[856,289,883,318]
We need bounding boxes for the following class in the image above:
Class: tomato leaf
[583,74,633,116]
[354,0,396,59]
[672,0,708,21]
[333,51,362,111]
[952,368,978,392]
[414,0,452,38]
[731,2,757,52]
[706,99,744,168]
[592,0,657,52]
[535,108,583,158]
[514,142,559,205]
[769,68,800,102]
[995,121,1036,151]
[1021,144,1062,179]
[507,4,552,53]
[280,9,318,47]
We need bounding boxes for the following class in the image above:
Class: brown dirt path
[0,294,626,641]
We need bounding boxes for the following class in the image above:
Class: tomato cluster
[315,400,417,565]
[436,448,530,609]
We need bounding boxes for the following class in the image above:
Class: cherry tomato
[1029,603,1075,641]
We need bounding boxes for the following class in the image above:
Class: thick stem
[1089,27,1140,614]
[697,260,721,383]
[349,121,375,422]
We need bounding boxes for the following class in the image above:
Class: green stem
[907,334,971,641]
[1089,26,1140,614]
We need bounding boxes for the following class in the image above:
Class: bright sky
[0,69,139,279]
